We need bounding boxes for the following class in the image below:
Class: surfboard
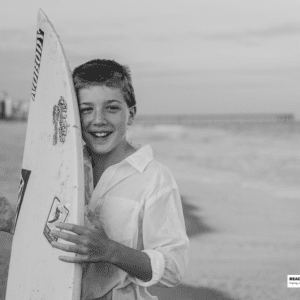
[5,9,84,300]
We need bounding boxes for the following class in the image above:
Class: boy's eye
[107,105,120,111]
[80,107,92,114]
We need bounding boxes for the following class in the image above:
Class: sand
[149,179,300,300]
[1,177,300,299]
[0,232,12,300]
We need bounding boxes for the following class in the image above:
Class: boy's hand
[51,222,116,264]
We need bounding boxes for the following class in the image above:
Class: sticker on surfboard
[43,197,70,244]
[52,96,68,145]
[14,169,31,231]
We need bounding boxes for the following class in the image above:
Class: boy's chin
[86,143,115,156]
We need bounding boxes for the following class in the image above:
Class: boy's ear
[127,106,136,126]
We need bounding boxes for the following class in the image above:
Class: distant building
[13,100,29,120]
[0,91,6,119]
[0,91,13,119]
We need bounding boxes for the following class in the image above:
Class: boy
[51,59,189,300]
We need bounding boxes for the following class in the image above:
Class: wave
[128,124,300,199]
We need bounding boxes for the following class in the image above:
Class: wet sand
[0,232,12,300]
[149,179,300,300]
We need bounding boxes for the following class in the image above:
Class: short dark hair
[72,59,136,111]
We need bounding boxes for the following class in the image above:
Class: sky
[0,0,300,118]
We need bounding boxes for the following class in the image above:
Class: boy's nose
[93,109,107,125]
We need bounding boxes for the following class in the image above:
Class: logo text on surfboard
[53,97,68,145]
[31,28,45,101]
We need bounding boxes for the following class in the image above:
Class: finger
[51,241,87,254]
[58,255,89,263]
[51,229,80,244]
[55,223,87,235]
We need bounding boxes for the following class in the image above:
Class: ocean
[1,119,300,207]
[128,120,300,200]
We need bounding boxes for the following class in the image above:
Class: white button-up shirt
[81,144,190,300]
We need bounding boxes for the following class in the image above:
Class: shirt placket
[88,165,118,211]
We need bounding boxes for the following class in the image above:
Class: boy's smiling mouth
[90,131,113,139]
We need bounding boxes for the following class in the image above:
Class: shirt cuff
[129,249,165,287]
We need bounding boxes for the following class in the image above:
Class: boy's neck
[91,140,136,186]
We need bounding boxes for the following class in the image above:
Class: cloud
[119,22,300,44]
[0,28,34,51]
[0,29,24,39]
[64,34,128,45]
[206,23,300,43]
[0,48,34,99]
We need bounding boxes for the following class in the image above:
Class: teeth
[93,132,110,137]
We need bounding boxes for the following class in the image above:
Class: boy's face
[78,85,134,157]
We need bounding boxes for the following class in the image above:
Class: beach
[1,120,300,299]
[149,179,300,299]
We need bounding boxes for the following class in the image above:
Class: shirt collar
[125,144,153,173]
[83,142,153,173]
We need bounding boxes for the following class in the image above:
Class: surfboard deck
[5,9,84,300]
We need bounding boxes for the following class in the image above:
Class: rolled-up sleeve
[131,187,190,287]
